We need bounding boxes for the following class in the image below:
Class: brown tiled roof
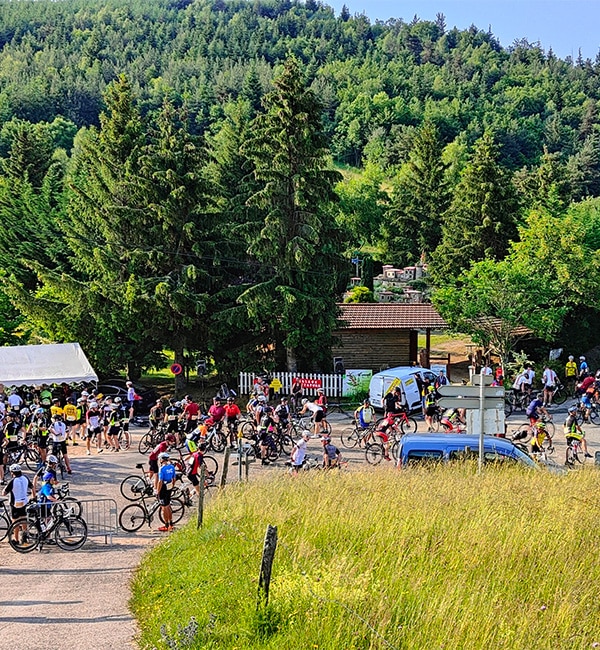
[338,303,448,329]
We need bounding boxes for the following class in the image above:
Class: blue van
[396,433,538,468]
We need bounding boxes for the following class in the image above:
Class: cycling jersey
[63,404,78,423]
[158,462,176,485]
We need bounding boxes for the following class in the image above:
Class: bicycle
[504,391,532,418]
[0,496,12,541]
[566,438,586,466]
[118,492,186,532]
[374,411,418,435]
[340,421,376,448]
[7,501,87,553]
[4,443,42,472]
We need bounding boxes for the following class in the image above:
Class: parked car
[95,380,157,415]
[395,433,539,469]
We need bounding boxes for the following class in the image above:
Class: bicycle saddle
[135,463,145,469]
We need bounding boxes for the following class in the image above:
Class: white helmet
[90,401,98,408]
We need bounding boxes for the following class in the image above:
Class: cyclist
[149,399,164,431]
[354,399,375,430]
[322,436,341,468]
[181,395,200,434]
[37,469,59,529]
[3,411,23,468]
[315,388,328,428]
[29,406,50,463]
[86,400,103,454]
[564,406,592,463]
[3,463,35,541]
[383,386,404,416]
[33,454,59,492]
[578,380,595,422]
[49,414,72,474]
[529,421,552,455]
[156,452,176,532]
[374,414,394,461]
[224,397,242,447]
[424,385,438,432]
[257,404,278,465]
[185,442,210,496]
[565,355,578,393]
[164,398,183,435]
[148,434,177,490]
[106,402,122,452]
[299,398,325,437]
[579,356,590,379]
[207,397,226,430]
[115,396,131,450]
[63,398,79,445]
[290,431,311,475]
[525,393,549,431]
[541,364,558,407]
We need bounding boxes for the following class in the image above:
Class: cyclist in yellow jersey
[565,355,577,393]
[50,399,64,419]
[530,421,551,454]
[564,406,592,463]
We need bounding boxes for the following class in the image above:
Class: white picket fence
[238,372,344,397]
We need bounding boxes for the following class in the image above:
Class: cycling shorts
[148,459,159,474]
[314,410,324,423]
[158,486,172,506]
[87,426,101,439]
[376,431,389,444]
[528,416,539,426]
[566,434,584,444]
[52,441,67,455]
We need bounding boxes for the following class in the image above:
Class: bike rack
[78,498,119,545]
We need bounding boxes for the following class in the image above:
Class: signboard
[269,378,283,392]
[342,369,372,399]
[296,377,322,390]
[437,385,505,399]
[438,397,505,410]
[170,363,183,376]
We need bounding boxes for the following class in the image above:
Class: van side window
[484,451,517,465]
[449,449,478,461]
[406,450,443,465]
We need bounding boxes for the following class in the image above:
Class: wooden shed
[333,303,448,372]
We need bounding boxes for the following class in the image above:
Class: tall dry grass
[131,464,600,649]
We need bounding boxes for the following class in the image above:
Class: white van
[369,366,437,413]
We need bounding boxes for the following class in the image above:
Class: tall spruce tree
[430,131,519,282]
[383,121,449,265]
[239,57,345,372]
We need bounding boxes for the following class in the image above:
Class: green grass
[131,466,600,649]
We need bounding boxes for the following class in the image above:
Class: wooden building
[333,303,448,372]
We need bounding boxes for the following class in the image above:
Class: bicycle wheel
[365,442,385,465]
[119,503,147,532]
[24,448,42,471]
[320,420,332,436]
[400,417,418,435]
[340,426,360,449]
[54,516,88,550]
[553,388,567,406]
[202,455,219,476]
[267,441,280,462]
[430,412,441,433]
[504,399,513,418]
[138,432,155,455]
[279,434,294,456]
[53,498,82,518]
[209,431,227,453]
[120,475,149,501]
[0,514,10,541]
[543,420,555,437]
[240,421,256,438]
[159,496,185,525]
[589,407,600,425]
[7,518,40,553]
[390,440,400,462]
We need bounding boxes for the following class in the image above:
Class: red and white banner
[295,377,322,390]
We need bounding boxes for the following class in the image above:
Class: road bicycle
[374,411,418,435]
[4,443,42,472]
[0,497,12,541]
[565,438,587,466]
[504,391,533,418]
[340,421,376,448]
[7,501,87,553]
[118,492,186,532]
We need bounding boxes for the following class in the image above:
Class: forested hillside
[2,0,600,375]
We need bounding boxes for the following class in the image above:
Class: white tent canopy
[0,343,98,386]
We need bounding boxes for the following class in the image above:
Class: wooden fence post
[220,447,231,488]
[244,450,250,481]
[196,464,205,529]
[257,524,278,609]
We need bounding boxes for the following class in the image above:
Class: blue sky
[326,0,599,61]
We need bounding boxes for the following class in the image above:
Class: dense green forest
[2,0,600,376]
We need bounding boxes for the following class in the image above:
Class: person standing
[156,452,176,532]
[565,355,577,393]
[3,463,35,543]
[541,364,558,407]
[49,414,72,474]
[290,432,311,475]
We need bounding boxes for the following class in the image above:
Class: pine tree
[431,131,520,281]
[383,121,449,265]
[240,57,345,372]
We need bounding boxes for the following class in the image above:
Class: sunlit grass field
[131,465,600,649]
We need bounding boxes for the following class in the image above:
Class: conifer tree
[240,57,345,372]
[431,131,519,281]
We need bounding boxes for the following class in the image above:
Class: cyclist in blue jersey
[156,452,176,532]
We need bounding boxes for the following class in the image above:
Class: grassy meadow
[131,465,600,649]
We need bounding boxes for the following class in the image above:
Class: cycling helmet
[114,397,122,404]
[35,407,45,416]
[81,391,89,397]
[9,463,21,473]
[52,398,59,403]
[198,442,207,453]
[158,452,170,460]
[42,472,55,482]
[6,411,17,417]
[89,401,98,408]
[580,356,586,361]
[47,454,58,464]
[568,355,574,361]
[535,421,546,430]
[568,406,577,414]
[317,388,324,393]
[258,395,267,403]
[301,398,308,405]
[427,385,435,392]
[20,407,30,415]
[52,413,63,420]
[166,433,176,444]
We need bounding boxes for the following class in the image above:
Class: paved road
[1,402,597,650]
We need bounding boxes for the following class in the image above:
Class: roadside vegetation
[131,465,600,649]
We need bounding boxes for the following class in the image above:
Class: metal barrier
[79,498,119,545]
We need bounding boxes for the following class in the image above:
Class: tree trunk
[286,346,298,373]
[173,342,187,396]
[127,361,142,381]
